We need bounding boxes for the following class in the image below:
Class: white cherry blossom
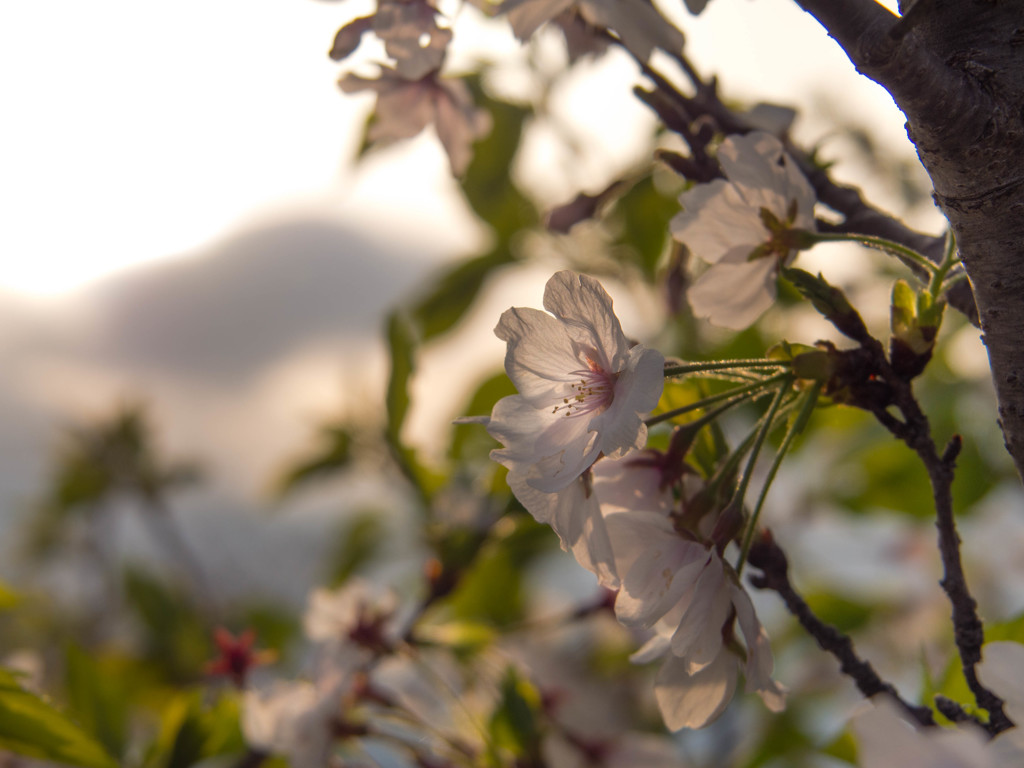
[243,669,351,768]
[304,578,402,649]
[485,270,664,495]
[500,0,685,63]
[603,505,784,729]
[339,69,491,176]
[330,0,451,80]
[671,131,816,329]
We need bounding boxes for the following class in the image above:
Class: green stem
[702,395,803,510]
[726,378,792,563]
[930,230,961,298]
[808,231,936,278]
[663,359,787,377]
[647,373,790,427]
[736,381,822,575]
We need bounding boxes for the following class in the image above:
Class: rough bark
[794,0,1024,484]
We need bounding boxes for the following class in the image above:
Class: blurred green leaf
[385,311,417,447]
[820,728,858,764]
[327,512,384,586]
[64,645,130,759]
[460,80,536,241]
[0,668,117,768]
[443,515,550,626]
[656,379,730,478]
[611,174,680,279]
[147,692,244,768]
[803,593,873,634]
[488,666,541,761]
[414,619,497,654]
[122,568,210,683]
[446,542,524,626]
[0,581,20,611]
[449,372,517,463]
[412,249,514,341]
[274,425,353,498]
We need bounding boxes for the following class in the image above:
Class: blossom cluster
[328,0,687,175]
[477,270,785,729]
[241,575,692,766]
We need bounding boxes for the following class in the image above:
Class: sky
[1,0,918,298]
[3,0,987,606]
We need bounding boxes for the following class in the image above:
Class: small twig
[934,695,981,726]
[843,324,1011,734]
[748,532,935,728]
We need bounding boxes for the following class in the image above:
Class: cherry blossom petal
[434,78,491,176]
[542,271,631,371]
[591,457,671,516]
[501,0,576,40]
[577,0,684,62]
[671,180,759,265]
[605,510,708,628]
[329,16,374,62]
[589,346,664,459]
[732,583,785,711]
[654,650,738,730]
[509,472,618,587]
[374,0,451,80]
[495,306,590,405]
[718,132,815,227]
[687,257,778,330]
[488,395,599,491]
[669,554,733,671]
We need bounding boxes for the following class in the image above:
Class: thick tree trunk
[796,0,1024,484]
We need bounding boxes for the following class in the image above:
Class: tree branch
[836,319,1013,735]
[748,532,936,728]
[792,0,1024,488]
[618,37,980,322]
[791,0,993,148]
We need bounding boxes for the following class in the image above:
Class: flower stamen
[552,366,618,417]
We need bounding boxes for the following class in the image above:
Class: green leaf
[442,515,551,626]
[147,692,244,768]
[64,645,129,759]
[327,512,384,586]
[274,425,353,498]
[460,80,537,241]
[488,667,541,760]
[0,581,20,611]
[122,568,210,682]
[383,311,439,499]
[611,174,680,279]
[803,593,873,634]
[414,620,497,654]
[385,311,418,447]
[449,371,517,463]
[0,668,117,768]
[782,267,867,341]
[412,249,515,341]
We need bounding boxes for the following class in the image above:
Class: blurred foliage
[1,39,1021,768]
[0,668,117,768]
[273,424,353,498]
[326,512,386,586]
